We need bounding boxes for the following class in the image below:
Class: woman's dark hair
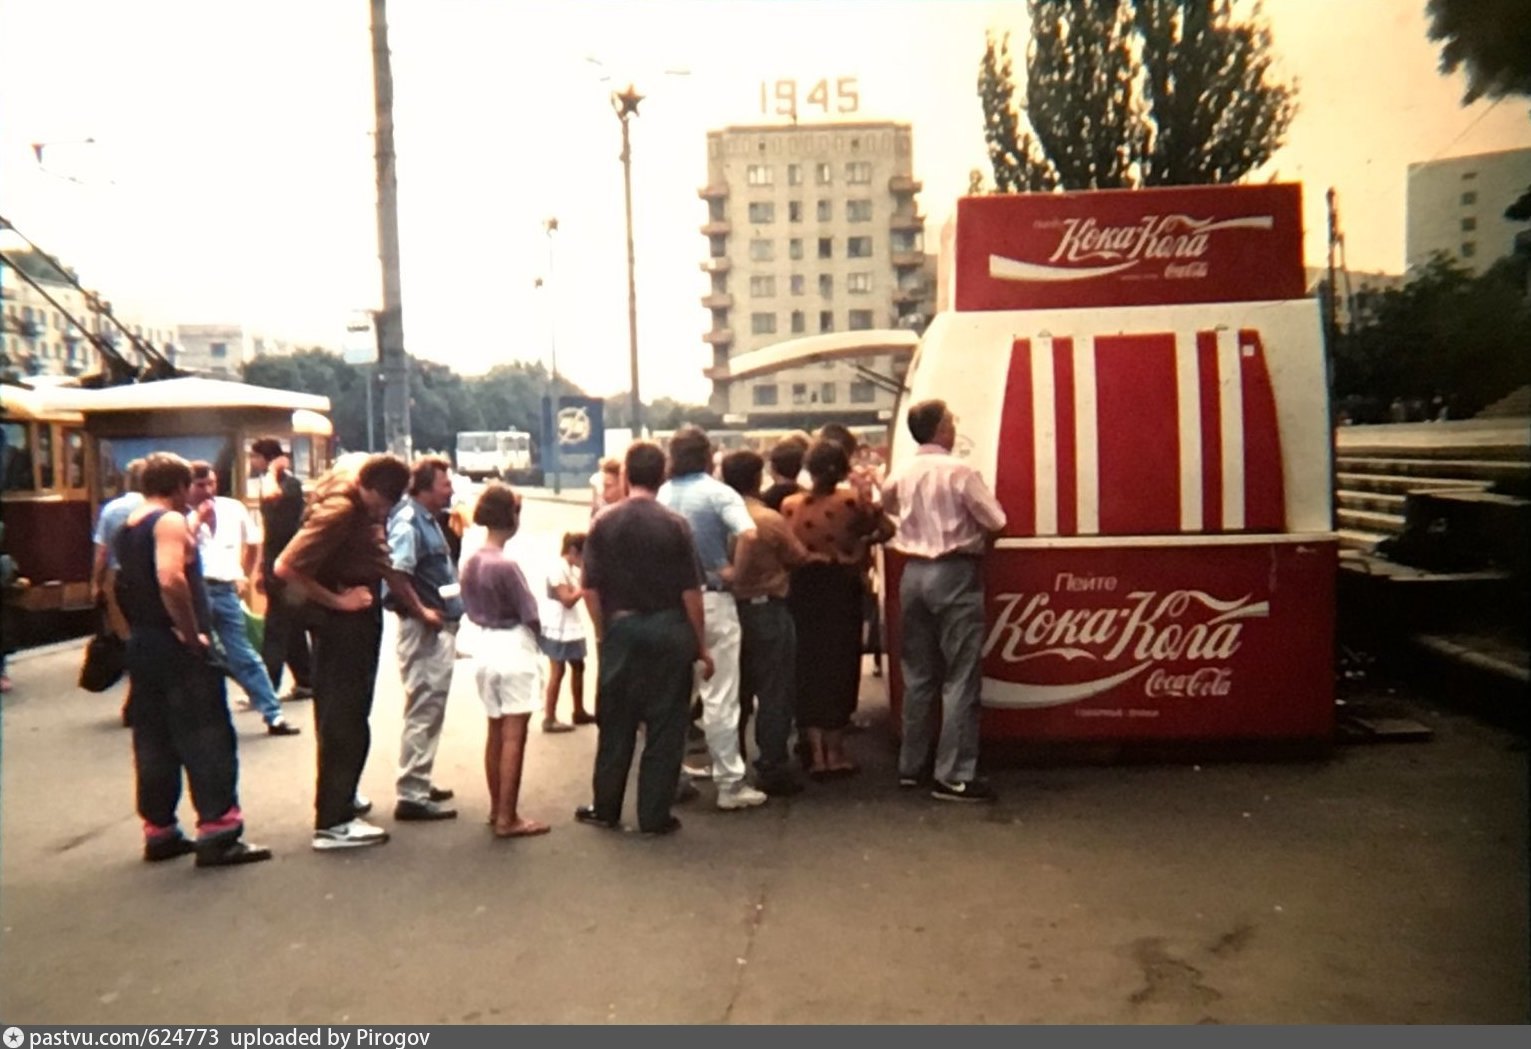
[625,441,666,491]
[357,454,411,505]
[561,531,586,555]
[804,439,849,493]
[250,437,287,462]
[667,425,712,477]
[906,400,948,445]
[140,452,193,498]
[817,423,858,457]
[720,449,764,497]
[473,481,521,532]
[768,436,807,479]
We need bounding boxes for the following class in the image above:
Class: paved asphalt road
[1,492,1527,1023]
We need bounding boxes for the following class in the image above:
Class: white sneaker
[312,818,391,851]
[716,783,768,811]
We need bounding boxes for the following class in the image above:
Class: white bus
[455,429,533,482]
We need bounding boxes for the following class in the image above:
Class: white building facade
[1406,147,1531,275]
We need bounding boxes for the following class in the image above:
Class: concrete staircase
[1333,419,1529,553]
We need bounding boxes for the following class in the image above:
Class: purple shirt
[461,545,540,633]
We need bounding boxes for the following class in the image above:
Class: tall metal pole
[370,0,410,459]
[615,85,644,438]
[544,217,561,494]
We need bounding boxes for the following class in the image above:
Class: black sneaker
[574,805,620,830]
[267,719,302,736]
[195,838,274,868]
[394,798,458,821]
[930,778,996,803]
[428,786,454,803]
[283,685,315,702]
[640,816,682,837]
[143,834,196,863]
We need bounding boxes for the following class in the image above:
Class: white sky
[1,0,1527,403]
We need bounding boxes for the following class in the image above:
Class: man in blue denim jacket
[384,455,464,821]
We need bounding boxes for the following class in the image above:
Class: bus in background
[455,429,534,482]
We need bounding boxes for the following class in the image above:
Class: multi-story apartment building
[699,121,928,427]
[1406,147,1531,276]
[1,252,177,379]
[175,324,252,379]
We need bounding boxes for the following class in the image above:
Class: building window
[847,236,873,258]
[788,201,803,223]
[815,162,832,185]
[819,310,834,333]
[746,164,773,186]
[753,383,779,406]
[791,310,806,334]
[818,237,833,259]
[847,199,873,222]
[788,164,802,186]
[845,161,872,184]
[1462,191,1478,206]
[819,274,833,297]
[1461,241,1476,258]
[821,382,837,404]
[210,342,229,358]
[816,199,832,221]
[789,238,804,260]
[849,309,874,330]
[750,275,776,296]
[1461,216,1476,232]
[710,237,727,258]
[749,239,775,261]
[790,275,806,296]
[849,380,876,404]
[847,272,872,294]
[751,312,778,334]
[748,201,775,223]
[792,383,808,405]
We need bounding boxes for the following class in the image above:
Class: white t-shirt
[540,558,585,643]
[193,496,260,583]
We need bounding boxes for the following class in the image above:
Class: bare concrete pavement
[1,496,1526,1023]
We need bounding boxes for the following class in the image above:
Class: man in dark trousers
[249,437,313,702]
[274,453,439,851]
[576,441,712,836]
[116,452,271,868]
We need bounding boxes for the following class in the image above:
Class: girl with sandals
[460,483,550,839]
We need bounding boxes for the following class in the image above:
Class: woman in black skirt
[781,440,894,777]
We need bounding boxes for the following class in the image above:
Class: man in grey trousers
[385,455,462,821]
[881,400,1008,802]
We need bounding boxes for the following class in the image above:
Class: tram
[0,376,333,638]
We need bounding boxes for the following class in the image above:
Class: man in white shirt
[881,400,1006,802]
[187,461,300,736]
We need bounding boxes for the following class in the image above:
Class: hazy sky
[1,0,1526,404]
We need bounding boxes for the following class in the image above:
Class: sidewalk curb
[12,636,89,662]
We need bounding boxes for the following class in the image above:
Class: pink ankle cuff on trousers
[196,807,244,837]
[143,821,181,841]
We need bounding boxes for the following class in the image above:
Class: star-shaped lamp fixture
[614,84,644,120]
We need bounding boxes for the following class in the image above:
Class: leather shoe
[195,838,273,868]
[640,816,682,837]
[428,786,454,802]
[267,719,302,736]
[574,804,620,830]
[143,834,195,863]
[394,798,458,821]
[572,710,597,726]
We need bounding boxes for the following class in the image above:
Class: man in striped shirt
[881,400,1007,803]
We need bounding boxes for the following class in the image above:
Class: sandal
[542,719,575,734]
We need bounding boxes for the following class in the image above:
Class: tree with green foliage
[980,0,1297,191]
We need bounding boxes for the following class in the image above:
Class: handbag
[78,626,126,693]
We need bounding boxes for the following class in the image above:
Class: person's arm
[880,474,900,518]
[153,512,207,651]
[682,587,713,681]
[90,543,109,603]
[960,468,1009,534]
[383,567,443,629]
[272,495,374,612]
[777,515,813,568]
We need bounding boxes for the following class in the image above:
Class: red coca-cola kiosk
[885,183,1336,748]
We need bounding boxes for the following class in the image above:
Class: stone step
[1333,457,1529,484]
[1334,472,1491,495]
[1335,420,1530,461]
[1337,507,1406,536]
[1335,489,1406,514]
[1337,527,1389,553]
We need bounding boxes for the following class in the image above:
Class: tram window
[292,437,313,479]
[35,425,54,489]
[2,422,35,492]
[64,429,86,490]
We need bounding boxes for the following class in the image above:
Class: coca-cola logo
[988,214,1274,284]
[980,583,1269,709]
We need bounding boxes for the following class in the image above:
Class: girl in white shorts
[459,483,548,838]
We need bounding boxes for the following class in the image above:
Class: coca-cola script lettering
[988,213,1274,285]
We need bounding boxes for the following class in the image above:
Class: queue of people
[107,397,1007,869]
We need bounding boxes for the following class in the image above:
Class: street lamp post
[613,84,644,439]
[543,216,561,494]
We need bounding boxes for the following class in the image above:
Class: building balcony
[890,211,925,232]
[700,220,731,237]
[700,257,732,274]
[889,175,923,195]
[703,364,731,381]
[703,328,735,348]
[701,292,733,310]
[698,184,729,201]
[891,250,924,269]
[892,284,924,305]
